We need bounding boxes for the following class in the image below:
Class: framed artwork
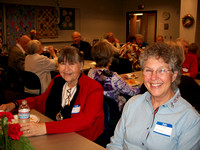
[58,8,75,30]
[36,6,58,38]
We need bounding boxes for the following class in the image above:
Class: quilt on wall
[58,8,75,30]
[6,4,35,48]
[37,7,58,38]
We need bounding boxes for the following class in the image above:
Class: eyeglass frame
[142,67,173,77]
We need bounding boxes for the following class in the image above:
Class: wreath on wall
[182,14,194,28]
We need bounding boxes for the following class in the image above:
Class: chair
[103,96,121,142]
[2,66,24,102]
[21,71,41,97]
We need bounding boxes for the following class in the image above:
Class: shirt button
[147,127,149,130]
[142,143,144,146]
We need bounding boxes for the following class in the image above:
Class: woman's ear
[172,71,178,82]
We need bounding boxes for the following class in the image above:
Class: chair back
[21,71,41,95]
[103,95,121,143]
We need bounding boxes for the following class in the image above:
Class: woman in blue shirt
[107,42,200,149]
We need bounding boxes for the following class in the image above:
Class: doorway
[126,11,157,44]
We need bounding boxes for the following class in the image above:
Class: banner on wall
[58,8,75,30]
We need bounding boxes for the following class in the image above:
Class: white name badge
[153,121,172,137]
[182,67,188,72]
[71,104,80,114]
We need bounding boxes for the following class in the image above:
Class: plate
[126,78,139,86]
[12,114,40,124]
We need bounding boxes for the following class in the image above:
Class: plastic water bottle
[18,100,30,124]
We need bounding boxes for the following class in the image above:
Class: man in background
[103,32,120,56]
[71,31,92,60]
[8,35,31,72]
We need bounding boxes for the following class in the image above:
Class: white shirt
[61,83,77,107]
[25,53,58,94]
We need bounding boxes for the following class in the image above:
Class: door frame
[126,10,157,42]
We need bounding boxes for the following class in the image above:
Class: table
[29,110,105,150]
[83,60,96,70]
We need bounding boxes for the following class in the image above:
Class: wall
[0,0,124,48]
[180,0,198,44]
[122,0,181,42]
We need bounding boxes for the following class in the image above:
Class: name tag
[71,104,80,114]
[182,67,188,72]
[153,121,172,137]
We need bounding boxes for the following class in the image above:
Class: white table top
[83,60,96,70]
[28,110,105,150]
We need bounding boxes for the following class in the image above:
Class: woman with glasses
[107,42,200,149]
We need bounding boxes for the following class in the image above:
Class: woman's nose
[151,71,159,80]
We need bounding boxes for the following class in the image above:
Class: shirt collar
[16,43,26,54]
[145,89,181,112]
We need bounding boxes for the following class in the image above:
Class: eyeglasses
[143,67,172,77]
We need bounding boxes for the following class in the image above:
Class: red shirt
[182,53,198,78]
[16,74,104,141]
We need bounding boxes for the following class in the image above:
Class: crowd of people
[0,31,199,149]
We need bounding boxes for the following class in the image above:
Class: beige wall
[1,0,198,48]
[180,0,198,43]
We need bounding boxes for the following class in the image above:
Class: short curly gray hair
[139,42,183,90]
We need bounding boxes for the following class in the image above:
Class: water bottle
[18,100,30,124]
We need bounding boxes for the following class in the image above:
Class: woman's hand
[0,103,15,112]
[48,46,57,58]
[20,122,47,137]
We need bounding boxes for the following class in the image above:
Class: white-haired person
[25,40,58,94]
[71,31,92,60]
[135,34,148,54]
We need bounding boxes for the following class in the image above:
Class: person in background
[8,35,31,72]
[107,42,200,149]
[103,32,121,56]
[135,34,148,54]
[120,35,140,71]
[0,46,104,142]
[71,31,92,60]
[25,40,58,94]
[176,38,198,78]
[88,41,140,111]
[156,35,164,43]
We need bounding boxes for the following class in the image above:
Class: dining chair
[21,71,41,97]
[2,66,24,102]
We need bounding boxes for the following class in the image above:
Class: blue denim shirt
[107,89,200,150]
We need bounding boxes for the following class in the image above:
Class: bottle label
[18,109,30,119]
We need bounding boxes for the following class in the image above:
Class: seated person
[135,34,148,54]
[102,32,121,56]
[156,35,164,43]
[71,31,92,60]
[177,38,198,78]
[88,41,140,111]
[8,35,31,72]
[0,46,104,142]
[107,42,200,149]
[25,40,58,94]
[120,35,140,71]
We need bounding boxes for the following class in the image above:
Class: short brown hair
[188,43,199,54]
[91,41,114,67]
[58,46,83,64]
